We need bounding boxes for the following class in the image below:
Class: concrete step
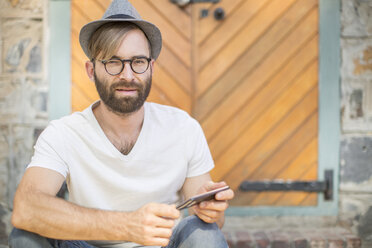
[222,228,361,248]
[222,216,361,248]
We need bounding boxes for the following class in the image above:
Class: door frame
[49,0,341,216]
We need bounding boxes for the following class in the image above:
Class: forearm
[12,189,129,241]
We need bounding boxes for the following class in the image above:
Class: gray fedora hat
[79,0,162,60]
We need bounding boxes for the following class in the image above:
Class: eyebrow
[109,55,149,60]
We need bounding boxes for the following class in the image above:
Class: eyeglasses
[99,57,151,75]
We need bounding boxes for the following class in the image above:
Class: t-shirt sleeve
[186,118,214,178]
[28,122,69,178]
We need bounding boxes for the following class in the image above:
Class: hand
[126,203,180,246]
[192,181,234,224]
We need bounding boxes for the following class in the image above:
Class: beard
[94,71,152,114]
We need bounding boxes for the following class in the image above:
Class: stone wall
[0,0,371,247]
[339,0,372,246]
[0,0,47,246]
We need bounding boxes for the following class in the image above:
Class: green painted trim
[49,0,71,120]
[227,0,341,216]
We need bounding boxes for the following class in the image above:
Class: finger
[195,211,216,224]
[153,227,173,239]
[150,203,180,219]
[154,216,176,228]
[194,205,219,219]
[199,200,228,211]
[151,237,172,247]
[215,188,234,201]
[143,236,171,247]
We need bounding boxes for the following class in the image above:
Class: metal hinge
[239,170,333,201]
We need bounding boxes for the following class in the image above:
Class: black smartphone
[176,185,230,210]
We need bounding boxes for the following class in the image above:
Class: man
[9,0,234,247]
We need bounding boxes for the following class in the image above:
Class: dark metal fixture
[214,7,225,20]
[239,170,334,200]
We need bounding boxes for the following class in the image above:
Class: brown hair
[87,22,151,61]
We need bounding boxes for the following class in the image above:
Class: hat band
[105,14,135,19]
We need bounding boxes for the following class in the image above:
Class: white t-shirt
[28,101,214,247]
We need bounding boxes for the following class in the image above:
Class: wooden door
[71,0,319,206]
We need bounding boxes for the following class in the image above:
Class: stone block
[0,160,7,206]
[341,79,372,131]
[328,238,345,248]
[345,234,363,248]
[0,204,11,246]
[0,0,43,17]
[0,124,35,207]
[357,206,372,241]
[236,231,254,248]
[222,231,235,248]
[0,76,48,125]
[253,231,270,248]
[341,38,372,81]
[2,18,43,74]
[293,238,308,248]
[308,238,327,248]
[340,137,372,184]
[341,0,372,37]
[339,193,372,236]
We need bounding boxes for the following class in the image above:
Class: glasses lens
[105,60,123,75]
[131,58,149,74]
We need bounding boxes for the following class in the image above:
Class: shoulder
[42,105,94,136]
[145,102,198,127]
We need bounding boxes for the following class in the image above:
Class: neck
[93,101,145,137]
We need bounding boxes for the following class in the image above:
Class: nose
[118,61,135,81]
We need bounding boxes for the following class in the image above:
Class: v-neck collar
[87,101,148,161]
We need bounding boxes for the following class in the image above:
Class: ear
[150,60,155,77]
[85,60,95,82]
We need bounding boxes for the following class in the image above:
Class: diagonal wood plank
[198,0,271,69]
[196,0,245,45]
[156,45,191,94]
[196,0,300,97]
[71,83,93,112]
[148,82,174,107]
[270,140,318,205]
[251,113,318,180]
[208,35,318,158]
[71,59,98,101]
[211,61,318,184]
[71,0,104,21]
[146,0,191,40]
[231,139,318,206]
[201,7,319,141]
[223,86,318,191]
[195,0,318,121]
[228,107,318,205]
[153,63,191,112]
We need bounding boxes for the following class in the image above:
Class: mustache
[110,81,143,90]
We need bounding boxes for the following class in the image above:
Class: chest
[105,129,141,155]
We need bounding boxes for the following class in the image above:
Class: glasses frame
[99,57,152,75]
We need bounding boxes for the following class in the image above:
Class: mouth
[115,88,138,96]
[116,88,136,91]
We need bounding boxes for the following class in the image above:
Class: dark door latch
[239,170,334,201]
